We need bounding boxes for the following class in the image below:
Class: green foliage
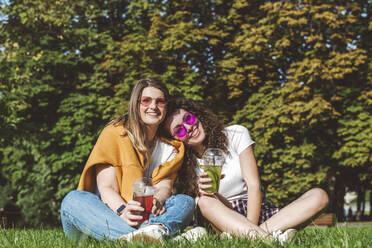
[0,0,112,226]
[233,81,334,204]
[0,0,370,225]
[229,1,370,207]
[331,1,372,191]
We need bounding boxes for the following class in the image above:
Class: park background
[0,0,370,228]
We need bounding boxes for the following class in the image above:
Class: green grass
[0,226,371,248]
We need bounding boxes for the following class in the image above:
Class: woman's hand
[97,165,144,226]
[151,198,165,216]
[151,179,172,216]
[198,172,213,196]
[119,200,144,227]
[198,172,225,196]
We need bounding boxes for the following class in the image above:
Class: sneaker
[273,229,297,244]
[119,224,167,243]
[220,232,233,239]
[173,227,207,242]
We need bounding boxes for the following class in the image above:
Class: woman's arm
[96,165,123,210]
[96,165,143,226]
[152,178,173,216]
[239,146,262,225]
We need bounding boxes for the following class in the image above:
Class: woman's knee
[61,190,89,211]
[169,194,195,210]
[308,188,329,209]
[197,196,215,212]
[177,194,195,208]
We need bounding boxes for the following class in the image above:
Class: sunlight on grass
[0,226,371,247]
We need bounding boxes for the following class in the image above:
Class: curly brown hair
[161,98,229,197]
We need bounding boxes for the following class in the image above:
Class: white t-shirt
[143,138,177,179]
[197,125,255,201]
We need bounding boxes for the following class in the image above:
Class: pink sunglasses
[173,112,197,139]
[140,96,167,108]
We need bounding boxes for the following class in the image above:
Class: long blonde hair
[112,78,169,167]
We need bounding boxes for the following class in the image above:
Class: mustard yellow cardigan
[77,123,184,203]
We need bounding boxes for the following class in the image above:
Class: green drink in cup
[199,148,225,193]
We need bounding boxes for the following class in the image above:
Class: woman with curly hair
[163,98,329,243]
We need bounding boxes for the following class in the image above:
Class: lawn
[0,226,371,248]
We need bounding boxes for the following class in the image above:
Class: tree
[0,0,116,225]
[229,1,367,216]
[333,0,372,219]
[0,0,370,226]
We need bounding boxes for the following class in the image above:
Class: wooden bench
[0,210,21,228]
[307,213,335,227]
[0,210,8,228]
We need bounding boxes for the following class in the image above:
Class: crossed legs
[197,188,329,239]
[259,188,329,233]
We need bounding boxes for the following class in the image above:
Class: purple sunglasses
[173,112,197,139]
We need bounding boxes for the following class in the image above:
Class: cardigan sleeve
[76,125,184,203]
[77,125,124,192]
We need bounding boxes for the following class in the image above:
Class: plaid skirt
[230,198,279,225]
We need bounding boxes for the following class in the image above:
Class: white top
[197,125,255,201]
[144,138,177,179]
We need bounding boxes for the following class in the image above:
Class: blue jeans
[60,190,194,241]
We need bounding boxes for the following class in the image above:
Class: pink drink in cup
[133,194,154,222]
[133,178,155,223]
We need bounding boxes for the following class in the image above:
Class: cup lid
[201,148,225,165]
[203,148,224,158]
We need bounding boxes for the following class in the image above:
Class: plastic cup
[198,148,225,193]
[133,177,155,223]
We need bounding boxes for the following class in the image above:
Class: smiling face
[166,108,206,149]
[139,86,166,129]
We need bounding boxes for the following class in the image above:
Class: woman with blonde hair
[60,78,194,242]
